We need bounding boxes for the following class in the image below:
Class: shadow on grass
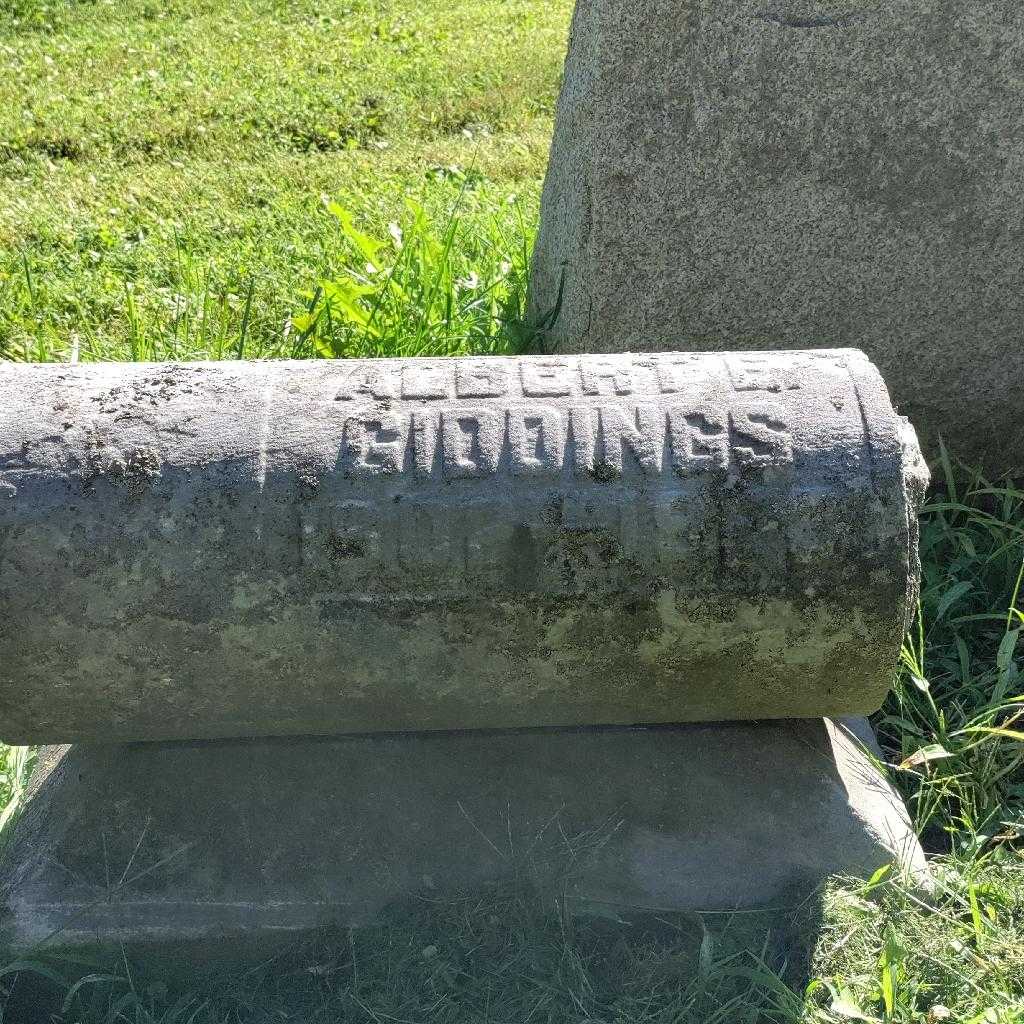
[1,720,895,1021]
[3,885,825,1023]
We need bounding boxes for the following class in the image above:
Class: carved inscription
[330,351,853,404]
[507,406,567,476]
[338,402,792,479]
[307,352,852,584]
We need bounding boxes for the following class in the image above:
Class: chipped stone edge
[899,417,930,634]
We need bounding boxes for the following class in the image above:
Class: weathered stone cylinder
[0,350,925,743]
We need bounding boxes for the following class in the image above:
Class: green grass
[292,191,538,358]
[0,746,32,839]
[880,453,1024,854]
[0,0,567,361]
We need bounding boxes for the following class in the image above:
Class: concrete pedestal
[0,718,925,955]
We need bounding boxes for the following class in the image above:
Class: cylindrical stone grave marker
[0,350,926,742]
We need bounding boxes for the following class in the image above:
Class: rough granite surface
[0,352,925,742]
[529,0,1024,477]
[0,719,926,953]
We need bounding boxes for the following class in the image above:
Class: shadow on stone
[2,881,830,1023]
[1,719,922,959]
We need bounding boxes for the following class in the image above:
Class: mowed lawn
[0,0,570,360]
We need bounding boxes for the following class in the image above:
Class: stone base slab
[0,718,925,953]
